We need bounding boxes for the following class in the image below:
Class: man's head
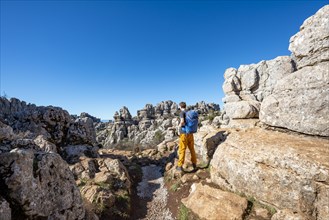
[179,102,186,109]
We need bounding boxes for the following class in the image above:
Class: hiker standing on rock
[176,102,198,172]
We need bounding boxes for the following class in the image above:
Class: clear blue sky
[1,0,327,120]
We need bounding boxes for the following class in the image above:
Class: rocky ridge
[221,5,329,137]
[96,100,220,149]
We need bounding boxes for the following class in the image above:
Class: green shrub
[170,182,181,192]
[179,204,189,220]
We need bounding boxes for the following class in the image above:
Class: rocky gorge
[0,4,328,220]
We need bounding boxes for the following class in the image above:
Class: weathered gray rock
[97,101,219,148]
[182,183,248,220]
[80,112,101,123]
[289,5,329,69]
[260,62,329,136]
[0,149,85,219]
[0,196,11,220]
[271,209,308,220]
[33,135,57,153]
[225,100,260,119]
[137,104,155,120]
[80,185,116,213]
[221,119,260,129]
[0,121,14,142]
[220,5,329,136]
[194,125,227,165]
[210,128,329,219]
[0,97,98,150]
[67,117,97,145]
[222,56,295,119]
[71,156,132,217]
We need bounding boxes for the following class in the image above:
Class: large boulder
[289,5,329,69]
[222,56,295,119]
[210,128,329,219]
[259,5,329,137]
[260,61,329,136]
[67,117,97,145]
[182,183,248,220]
[194,125,227,165]
[0,149,85,219]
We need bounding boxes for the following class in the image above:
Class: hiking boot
[192,163,197,171]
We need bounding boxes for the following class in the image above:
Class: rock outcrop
[222,56,296,119]
[210,128,329,219]
[0,97,103,219]
[193,125,227,165]
[289,5,329,69]
[0,97,99,159]
[182,183,248,220]
[260,5,329,136]
[260,62,329,136]
[0,149,85,219]
[221,5,329,137]
[70,156,132,218]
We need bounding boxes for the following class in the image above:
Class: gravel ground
[137,165,174,220]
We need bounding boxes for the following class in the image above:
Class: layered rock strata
[222,6,329,137]
[260,5,329,136]
[210,128,329,219]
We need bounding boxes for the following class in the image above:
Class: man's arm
[179,112,185,127]
[179,118,185,127]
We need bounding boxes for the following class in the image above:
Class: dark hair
[179,102,186,108]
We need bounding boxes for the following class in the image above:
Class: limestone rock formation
[210,128,329,219]
[260,5,329,136]
[182,183,248,220]
[193,125,227,165]
[0,149,85,219]
[220,5,329,137]
[70,156,132,218]
[289,5,329,69]
[0,97,96,154]
[67,117,97,145]
[80,112,101,123]
[0,97,103,219]
[222,56,295,119]
[260,62,329,136]
[96,101,220,148]
[0,196,11,220]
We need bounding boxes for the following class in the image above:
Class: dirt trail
[135,164,174,220]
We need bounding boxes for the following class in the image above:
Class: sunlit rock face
[221,6,329,137]
[289,5,329,70]
[222,56,295,120]
[0,149,85,219]
[210,128,329,220]
[260,6,329,137]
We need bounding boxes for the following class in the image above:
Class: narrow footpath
[135,165,174,220]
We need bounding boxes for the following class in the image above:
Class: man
[177,101,197,172]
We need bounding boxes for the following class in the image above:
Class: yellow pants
[178,133,197,167]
